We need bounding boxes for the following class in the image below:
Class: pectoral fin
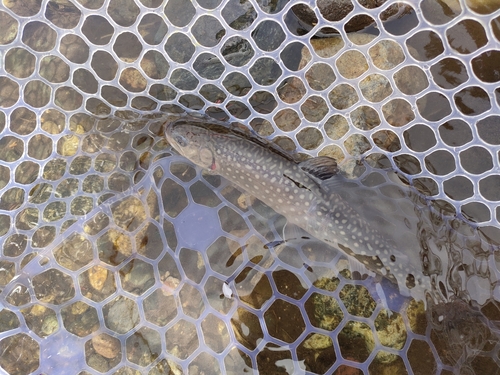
[299,156,339,180]
[299,156,345,193]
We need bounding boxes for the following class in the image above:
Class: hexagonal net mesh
[0,0,500,374]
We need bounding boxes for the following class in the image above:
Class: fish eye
[174,134,188,147]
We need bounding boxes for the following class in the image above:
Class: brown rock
[92,334,121,359]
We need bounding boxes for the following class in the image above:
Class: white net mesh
[0,0,500,374]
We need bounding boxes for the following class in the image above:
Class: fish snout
[165,121,192,154]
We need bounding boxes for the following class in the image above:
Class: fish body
[165,119,432,300]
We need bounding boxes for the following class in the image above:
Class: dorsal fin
[299,156,339,180]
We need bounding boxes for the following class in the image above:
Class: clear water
[0,0,500,374]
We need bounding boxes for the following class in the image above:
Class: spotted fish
[165,119,436,300]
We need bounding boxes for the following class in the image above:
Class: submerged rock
[292,0,413,34]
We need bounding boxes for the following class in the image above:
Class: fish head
[165,119,220,171]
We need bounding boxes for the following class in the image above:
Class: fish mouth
[163,122,177,149]
[164,121,173,137]
[164,119,193,144]
[164,121,190,151]
[164,118,190,134]
[165,118,224,153]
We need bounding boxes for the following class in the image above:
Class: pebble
[92,334,121,359]
[88,266,108,292]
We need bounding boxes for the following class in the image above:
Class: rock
[302,333,333,350]
[41,314,59,336]
[111,197,146,232]
[466,0,500,14]
[88,266,108,291]
[292,1,413,34]
[374,310,407,362]
[92,334,121,359]
[104,297,139,334]
[59,135,79,156]
[278,34,414,171]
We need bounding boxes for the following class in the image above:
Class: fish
[165,118,438,302]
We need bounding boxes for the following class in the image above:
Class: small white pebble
[222,282,233,298]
